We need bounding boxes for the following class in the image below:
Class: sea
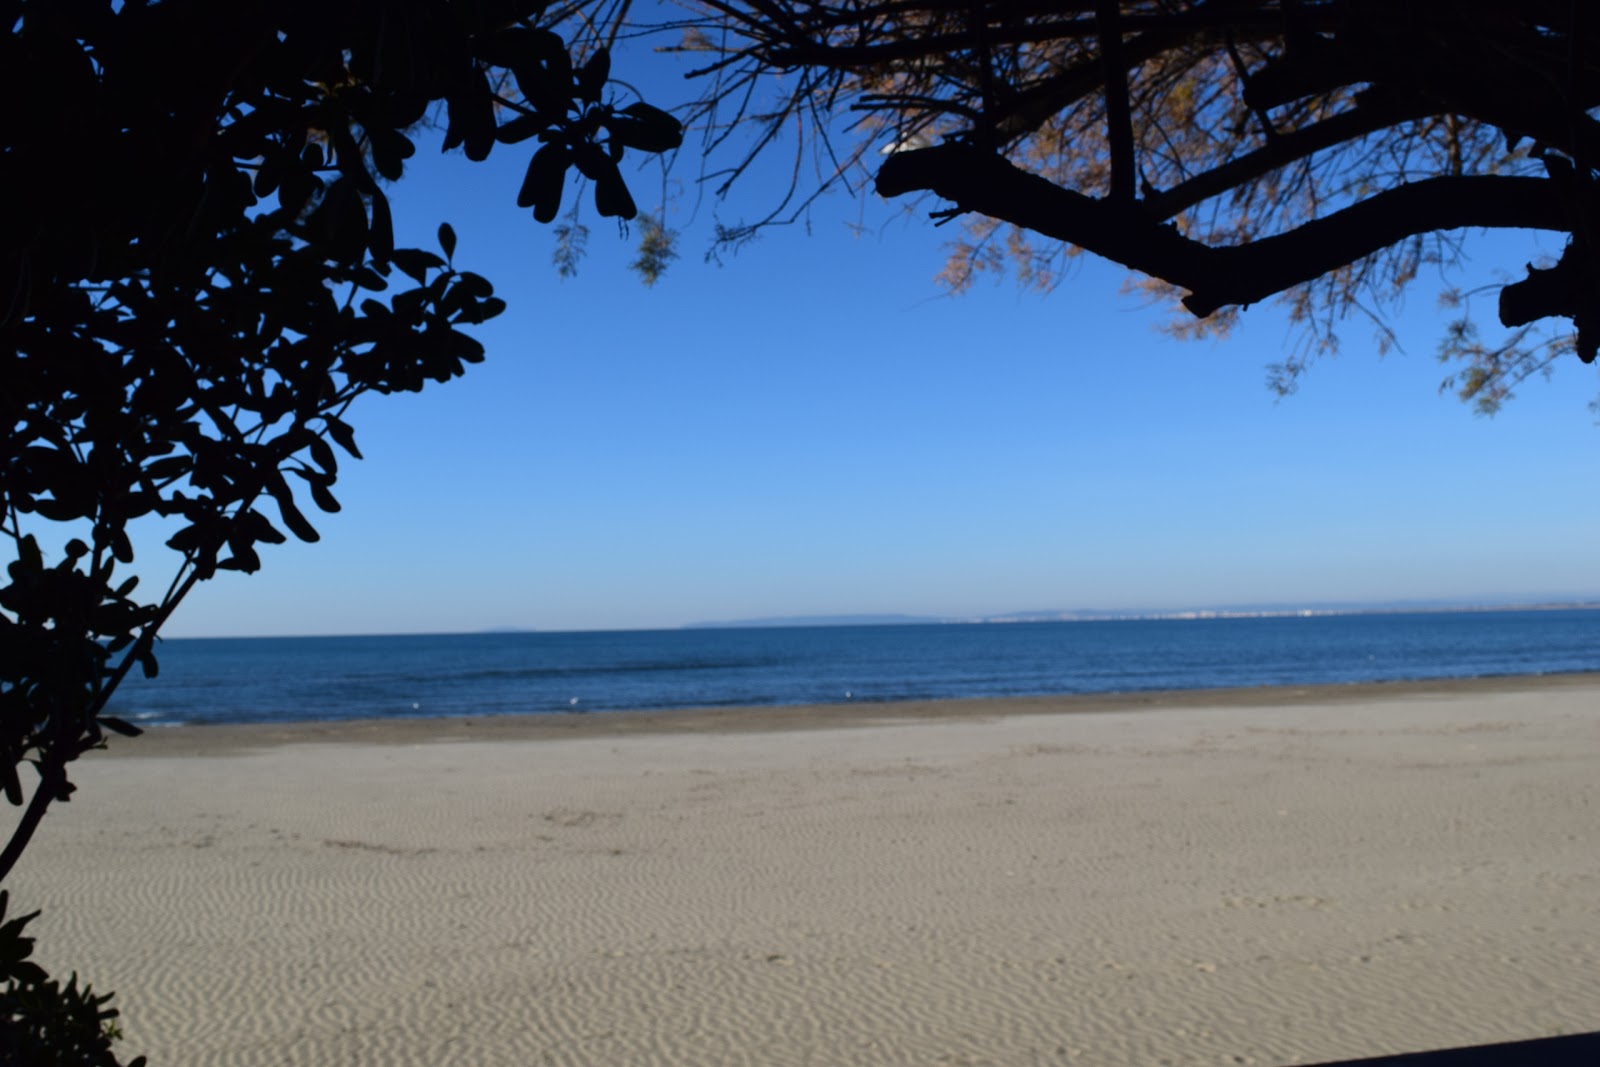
[106,609,1600,728]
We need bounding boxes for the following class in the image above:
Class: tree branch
[877,143,1570,318]
[994,14,1280,140]
[1096,0,1135,200]
[1500,242,1598,362]
[1142,91,1429,220]
[0,759,65,884]
[766,5,1320,70]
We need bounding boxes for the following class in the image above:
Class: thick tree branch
[1095,0,1135,200]
[878,144,1569,318]
[1500,243,1598,362]
[1239,12,1600,166]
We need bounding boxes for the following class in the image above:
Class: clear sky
[138,53,1600,637]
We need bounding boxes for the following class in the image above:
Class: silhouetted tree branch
[879,144,1569,316]
[633,0,1600,408]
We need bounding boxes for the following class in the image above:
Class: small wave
[374,659,783,686]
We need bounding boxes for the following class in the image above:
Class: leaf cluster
[0,892,144,1066]
[1,0,684,886]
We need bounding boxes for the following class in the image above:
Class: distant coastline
[685,600,1600,630]
[681,613,944,629]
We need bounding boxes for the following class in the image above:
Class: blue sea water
[106,609,1600,727]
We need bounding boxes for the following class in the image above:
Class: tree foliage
[634,0,1599,409]
[0,3,683,1025]
[0,891,143,1067]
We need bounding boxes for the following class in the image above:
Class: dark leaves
[577,48,610,106]
[367,126,415,182]
[323,416,363,459]
[368,190,395,261]
[444,70,498,161]
[498,28,573,117]
[96,717,143,738]
[267,478,321,543]
[519,144,571,222]
[0,890,145,1064]
[495,112,547,144]
[390,248,446,284]
[308,480,341,513]
[606,103,684,154]
[0,1,685,907]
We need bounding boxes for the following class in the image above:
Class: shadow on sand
[1307,1031,1600,1066]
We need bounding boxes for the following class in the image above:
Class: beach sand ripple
[7,679,1599,1065]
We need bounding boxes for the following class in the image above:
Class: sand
[5,676,1598,1065]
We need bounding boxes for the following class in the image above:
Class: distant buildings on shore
[687,600,1600,629]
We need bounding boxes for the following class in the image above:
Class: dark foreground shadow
[1306,1032,1600,1066]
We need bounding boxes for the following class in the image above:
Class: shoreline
[107,668,1600,757]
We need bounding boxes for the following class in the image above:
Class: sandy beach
[6,676,1598,1065]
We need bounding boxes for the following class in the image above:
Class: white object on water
[412,703,419,709]
[570,698,579,705]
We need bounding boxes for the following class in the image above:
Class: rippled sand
[8,677,1599,1065]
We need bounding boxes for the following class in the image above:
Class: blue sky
[141,61,1600,636]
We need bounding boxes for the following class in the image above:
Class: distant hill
[683,614,947,630]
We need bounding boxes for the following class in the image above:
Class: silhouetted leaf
[324,416,364,459]
[368,126,414,182]
[577,48,610,105]
[439,222,457,260]
[253,154,281,197]
[473,26,553,68]
[594,164,637,219]
[453,271,493,298]
[97,717,143,738]
[352,266,388,291]
[607,102,684,153]
[462,72,497,161]
[274,490,319,542]
[495,112,547,144]
[454,295,507,324]
[7,960,47,984]
[217,544,262,573]
[368,190,395,261]
[390,248,445,284]
[571,142,608,181]
[17,536,42,572]
[308,435,338,476]
[520,144,571,222]
[496,28,573,116]
[309,480,341,513]
[444,71,498,161]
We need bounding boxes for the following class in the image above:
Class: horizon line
[158,597,1600,641]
